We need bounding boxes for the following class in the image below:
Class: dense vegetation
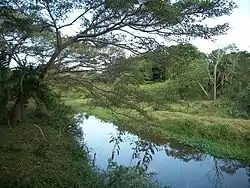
[61,43,250,161]
[62,44,250,161]
[1,0,249,187]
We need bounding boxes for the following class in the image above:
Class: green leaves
[105,0,139,11]
[2,0,238,78]
[103,160,160,188]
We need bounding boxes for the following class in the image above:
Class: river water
[78,115,250,188]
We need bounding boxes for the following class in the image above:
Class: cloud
[60,0,250,54]
[191,0,250,53]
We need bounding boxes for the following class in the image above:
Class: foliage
[1,0,237,78]
[100,160,161,188]
[103,44,211,100]
[0,66,59,123]
[102,55,152,84]
[0,97,163,188]
[174,59,210,99]
[146,81,182,104]
[218,51,250,99]
[2,0,249,187]
[140,62,208,104]
[143,43,207,80]
[241,87,250,105]
[0,102,97,187]
[238,87,250,115]
[103,42,250,113]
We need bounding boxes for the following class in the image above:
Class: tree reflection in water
[108,130,248,187]
[163,141,205,162]
[206,157,245,188]
[131,140,160,170]
[109,131,125,160]
[108,130,206,169]
[247,167,250,188]
[108,130,160,170]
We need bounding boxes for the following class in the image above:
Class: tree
[0,3,57,123]
[207,44,240,100]
[0,0,237,122]
[209,48,224,100]
[2,0,236,75]
[144,43,206,80]
[176,58,210,99]
[221,51,250,99]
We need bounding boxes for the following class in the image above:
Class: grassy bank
[64,97,250,163]
[0,104,100,187]
[0,102,160,188]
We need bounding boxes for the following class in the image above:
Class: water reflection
[108,130,159,170]
[247,167,250,188]
[164,141,205,163]
[78,115,249,188]
[107,127,206,171]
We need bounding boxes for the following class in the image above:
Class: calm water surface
[78,115,250,188]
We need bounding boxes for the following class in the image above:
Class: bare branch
[33,124,49,142]
[44,1,57,29]
[58,6,95,29]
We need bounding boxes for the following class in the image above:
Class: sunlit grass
[159,100,248,118]
[153,111,250,130]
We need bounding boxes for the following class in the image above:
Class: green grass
[58,83,250,162]
[159,100,248,119]
[65,98,250,163]
[0,101,161,188]
[140,82,248,119]
[155,117,250,161]
[0,110,100,187]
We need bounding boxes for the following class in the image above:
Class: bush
[99,161,162,188]
[239,87,250,116]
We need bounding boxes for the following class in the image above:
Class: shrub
[100,160,162,188]
[237,87,250,116]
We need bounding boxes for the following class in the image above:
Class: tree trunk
[10,94,26,123]
[198,82,210,99]
[213,59,219,101]
[41,47,61,79]
[0,87,11,121]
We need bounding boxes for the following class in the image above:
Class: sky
[62,0,250,54]
[190,0,250,53]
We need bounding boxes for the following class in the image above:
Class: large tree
[1,0,237,75]
[0,0,237,122]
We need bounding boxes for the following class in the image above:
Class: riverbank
[0,102,159,188]
[64,98,250,163]
[0,104,99,187]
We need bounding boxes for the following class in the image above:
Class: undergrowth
[0,99,162,188]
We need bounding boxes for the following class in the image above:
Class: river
[77,114,250,188]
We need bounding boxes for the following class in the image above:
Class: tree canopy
[0,0,240,123]
[1,0,236,74]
